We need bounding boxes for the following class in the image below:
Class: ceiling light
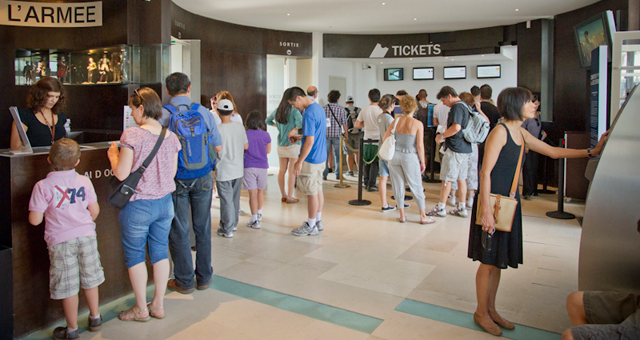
[380,62,383,64]
[381,2,385,5]
[515,8,519,11]
[287,13,290,16]
[410,58,413,60]
[482,55,485,57]
[414,18,417,21]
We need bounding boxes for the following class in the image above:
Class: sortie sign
[0,1,103,28]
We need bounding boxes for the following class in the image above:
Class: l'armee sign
[0,1,103,27]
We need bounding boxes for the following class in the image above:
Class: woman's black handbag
[108,127,166,208]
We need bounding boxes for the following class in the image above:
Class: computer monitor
[9,106,33,154]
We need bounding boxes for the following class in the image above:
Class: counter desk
[0,142,153,338]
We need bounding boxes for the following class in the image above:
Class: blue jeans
[119,194,174,268]
[323,137,341,178]
[169,172,213,288]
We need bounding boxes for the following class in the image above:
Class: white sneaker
[292,222,319,236]
[447,197,457,207]
[257,213,263,221]
[466,198,474,209]
[427,206,447,217]
[246,220,261,229]
[449,208,468,217]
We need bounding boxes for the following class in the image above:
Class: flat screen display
[574,11,615,68]
[477,65,501,79]
[413,67,434,80]
[443,66,466,80]
[384,68,403,81]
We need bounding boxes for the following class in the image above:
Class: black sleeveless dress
[468,123,523,269]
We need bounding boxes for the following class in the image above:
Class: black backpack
[345,106,361,131]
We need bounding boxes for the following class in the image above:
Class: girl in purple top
[243,110,271,229]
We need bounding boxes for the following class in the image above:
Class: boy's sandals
[147,303,166,319]
[286,198,299,204]
[118,306,150,322]
[281,197,287,202]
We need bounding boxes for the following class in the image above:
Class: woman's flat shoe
[473,313,502,336]
[399,218,407,223]
[281,197,287,202]
[118,306,150,322]
[147,304,165,319]
[286,198,299,204]
[491,314,515,330]
[420,217,436,224]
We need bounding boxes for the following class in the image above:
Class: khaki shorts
[440,148,469,183]
[278,145,301,159]
[296,161,325,196]
[49,235,105,300]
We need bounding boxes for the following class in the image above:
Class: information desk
[0,142,153,338]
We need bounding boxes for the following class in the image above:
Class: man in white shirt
[355,88,382,191]
[307,86,318,102]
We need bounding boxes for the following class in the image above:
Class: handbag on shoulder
[378,117,400,162]
[108,127,167,208]
[475,132,525,232]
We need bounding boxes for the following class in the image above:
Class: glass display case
[15,44,170,85]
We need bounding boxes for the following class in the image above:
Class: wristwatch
[587,149,593,159]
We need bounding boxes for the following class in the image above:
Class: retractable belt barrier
[348,138,377,206]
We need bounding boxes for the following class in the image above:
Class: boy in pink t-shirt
[29,139,104,340]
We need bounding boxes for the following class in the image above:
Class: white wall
[266,57,285,168]
[376,46,517,101]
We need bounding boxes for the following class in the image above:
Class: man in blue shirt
[288,86,327,236]
[160,72,223,294]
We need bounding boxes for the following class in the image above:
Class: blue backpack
[164,103,212,180]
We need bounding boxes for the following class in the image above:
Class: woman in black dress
[11,77,67,150]
[469,87,608,336]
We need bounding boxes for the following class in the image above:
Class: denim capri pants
[118,194,174,268]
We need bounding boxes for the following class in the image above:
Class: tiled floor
[32,172,587,339]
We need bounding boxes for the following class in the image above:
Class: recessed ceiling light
[482,55,485,57]
[287,13,290,16]
[515,8,519,11]
[381,2,385,5]
[414,18,417,21]
[380,62,383,64]
[410,58,413,60]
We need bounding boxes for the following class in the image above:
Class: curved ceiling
[172,0,600,34]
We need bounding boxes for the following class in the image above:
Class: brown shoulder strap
[510,131,525,197]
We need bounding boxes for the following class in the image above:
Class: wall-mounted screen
[574,10,616,68]
[413,67,434,80]
[477,65,501,79]
[384,68,404,81]
[443,66,466,80]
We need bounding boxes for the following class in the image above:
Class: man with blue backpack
[159,72,222,294]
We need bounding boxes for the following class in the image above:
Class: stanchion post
[424,126,439,183]
[546,137,575,219]
[334,135,350,188]
[349,137,371,206]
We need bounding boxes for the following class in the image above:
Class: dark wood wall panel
[516,20,543,93]
[553,0,627,133]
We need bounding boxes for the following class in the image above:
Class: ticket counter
[0,143,152,338]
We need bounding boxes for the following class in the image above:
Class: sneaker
[403,203,410,208]
[323,176,328,181]
[232,226,238,231]
[167,278,195,294]
[316,220,323,231]
[427,206,447,217]
[367,185,379,192]
[466,198,474,209]
[53,327,79,340]
[328,168,333,173]
[291,222,319,236]
[347,171,354,176]
[258,213,262,221]
[246,220,261,229]
[88,315,102,332]
[449,207,469,217]
[447,197,457,207]
[381,205,397,212]
[217,229,234,238]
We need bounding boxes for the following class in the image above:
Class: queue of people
[21,75,613,339]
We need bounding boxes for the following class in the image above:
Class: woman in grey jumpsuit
[383,96,434,224]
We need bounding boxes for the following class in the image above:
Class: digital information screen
[385,68,403,81]
[413,67,434,80]
[443,66,466,79]
[477,65,501,79]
